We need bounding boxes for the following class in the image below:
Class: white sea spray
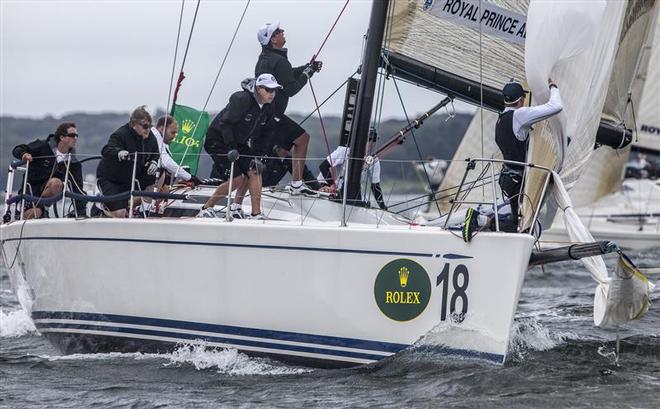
[0,308,36,337]
[166,341,310,376]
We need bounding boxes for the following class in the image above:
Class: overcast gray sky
[1,0,473,120]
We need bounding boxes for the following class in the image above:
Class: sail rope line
[306,0,351,187]
[308,80,337,182]
[176,0,251,172]
[391,76,442,218]
[169,0,201,115]
[298,71,357,125]
[164,0,186,118]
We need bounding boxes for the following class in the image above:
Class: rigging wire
[177,0,251,168]
[310,0,350,62]
[308,79,337,181]
[165,0,186,117]
[170,0,202,113]
[306,0,351,186]
[391,76,443,217]
[298,72,357,125]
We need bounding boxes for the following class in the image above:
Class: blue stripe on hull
[32,311,505,365]
[4,236,435,258]
[32,311,407,353]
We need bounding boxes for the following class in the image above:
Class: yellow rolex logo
[398,267,409,287]
[181,119,195,135]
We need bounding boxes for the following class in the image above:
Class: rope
[308,79,336,182]
[166,0,186,116]
[310,0,350,62]
[298,71,357,125]
[177,0,251,169]
[391,76,442,216]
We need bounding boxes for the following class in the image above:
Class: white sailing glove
[118,150,130,161]
[145,160,158,176]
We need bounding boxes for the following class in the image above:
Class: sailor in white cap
[255,21,323,197]
[199,73,283,219]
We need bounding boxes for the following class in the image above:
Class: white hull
[1,217,534,367]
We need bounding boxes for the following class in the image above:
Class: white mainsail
[389,0,528,108]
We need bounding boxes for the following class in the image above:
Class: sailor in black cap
[494,78,563,231]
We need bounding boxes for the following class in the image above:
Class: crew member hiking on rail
[96,106,160,218]
[255,21,322,197]
[494,78,563,231]
[198,74,282,219]
[12,122,87,219]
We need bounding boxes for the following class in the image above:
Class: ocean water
[1,249,659,409]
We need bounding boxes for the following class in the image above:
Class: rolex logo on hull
[374,259,431,321]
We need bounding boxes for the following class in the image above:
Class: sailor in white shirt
[494,78,563,230]
[317,145,387,210]
[151,116,197,184]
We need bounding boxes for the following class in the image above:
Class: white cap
[255,73,283,89]
[257,21,280,46]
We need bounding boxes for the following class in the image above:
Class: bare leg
[247,170,262,215]
[232,178,249,207]
[202,175,245,209]
[290,132,310,182]
[23,178,63,219]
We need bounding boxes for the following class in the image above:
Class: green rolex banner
[169,104,210,175]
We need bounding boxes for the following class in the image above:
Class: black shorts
[274,114,306,150]
[97,178,131,212]
[211,145,262,180]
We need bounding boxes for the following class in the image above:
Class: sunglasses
[139,123,152,130]
[64,133,79,138]
[272,28,284,36]
[259,86,277,94]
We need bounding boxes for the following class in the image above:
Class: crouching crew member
[494,78,563,231]
[96,106,160,218]
[317,144,387,211]
[12,122,87,219]
[197,74,282,219]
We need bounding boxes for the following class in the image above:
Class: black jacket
[96,123,160,185]
[12,135,86,212]
[205,80,276,156]
[255,46,308,117]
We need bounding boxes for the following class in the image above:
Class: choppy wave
[166,342,310,376]
[0,308,36,338]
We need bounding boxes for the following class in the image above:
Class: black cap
[502,81,527,104]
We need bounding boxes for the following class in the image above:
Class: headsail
[521,1,627,230]
[568,0,659,208]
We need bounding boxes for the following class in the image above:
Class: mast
[345,0,390,203]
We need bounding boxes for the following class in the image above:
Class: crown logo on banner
[398,267,410,288]
[181,119,195,135]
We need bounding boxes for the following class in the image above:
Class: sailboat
[541,2,660,251]
[0,0,652,368]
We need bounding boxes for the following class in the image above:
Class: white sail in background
[568,0,659,208]
[636,7,660,152]
[436,109,500,213]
